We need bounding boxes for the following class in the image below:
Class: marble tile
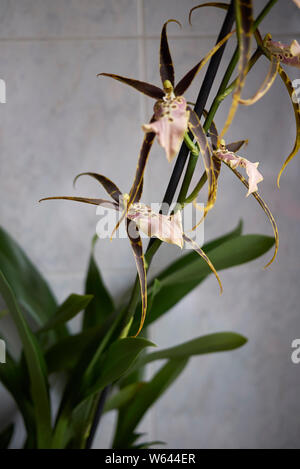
[0,0,138,39]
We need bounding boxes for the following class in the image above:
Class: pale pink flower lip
[266,39,300,69]
[142,96,190,162]
[215,149,263,197]
[127,203,184,248]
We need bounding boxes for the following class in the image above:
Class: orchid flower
[215,140,263,197]
[98,20,234,233]
[264,37,300,69]
[40,172,222,336]
[253,31,300,187]
[201,118,279,268]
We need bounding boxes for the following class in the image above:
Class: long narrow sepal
[225,164,279,268]
[160,20,181,87]
[110,130,156,238]
[226,140,248,152]
[219,0,253,140]
[174,31,234,96]
[39,196,119,210]
[98,73,164,100]
[239,55,279,105]
[74,172,122,203]
[189,2,230,25]
[182,233,223,293]
[276,65,300,187]
[126,219,147,337]
[188,108,217,224]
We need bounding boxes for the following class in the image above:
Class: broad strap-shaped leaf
[98,73,164,100]
[129,222,244,333]
[139,332,247,366]
[239,55,279,105]
[225,163,278,267]
[0,271,52,448]
[83,236,115,330]
[103,382,145,413]
[38,294,93,333]
[112,359,188,449]
[182,233,223,293]
[39,196,119,209]
[189,2,230,25]
[174,31,234,96]
[80,338,155,402]
[0,225,58,332]
[74,172,122,203]
[160,20,180,87]
[220,0,253,140]
[188,108,216,222]
[0,348,35,437]
[126,219,147,337]
[276,65,300,187]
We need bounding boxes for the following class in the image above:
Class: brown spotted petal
[265,39,300,69]
[127,204,184,248]
[142,96,189,162]
[215,149,263,197]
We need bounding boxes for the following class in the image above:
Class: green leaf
[0,346,35,437]
[0,271,52,448]
[156,220,243,281]
[39,294,93,333]
[0,226,58,328]
[104,382,146,413]
[81,338,155,402]
[139,332,247,366]
[134,233,274,328]
[45,315,116,373]
[0,423,14,449]
[112,359,188,448]
[82,236,114,330]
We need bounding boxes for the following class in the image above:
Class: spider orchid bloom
[264,37,300,69]
[253,31,300,187]
[98,20,234,225]
[39,172,222,336]
[193,119,279,268]
[214,140,263,197]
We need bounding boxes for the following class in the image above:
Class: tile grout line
[0,33,298,43]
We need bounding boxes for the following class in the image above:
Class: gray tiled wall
[0,0,300,449]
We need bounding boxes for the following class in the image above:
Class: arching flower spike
[39,172,222,336]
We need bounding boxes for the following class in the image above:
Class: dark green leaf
[0,423,14,449]
[135,234,274,327]
[139,332,247,366]
[80,338,155,402]
[39,294,93,333]
[0,271,52,448]
[104,382,146,413]
[83,236,114,330]
[113,359,188,448]
[0,226,58,328]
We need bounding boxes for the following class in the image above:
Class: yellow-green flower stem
[184,0,278,205]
